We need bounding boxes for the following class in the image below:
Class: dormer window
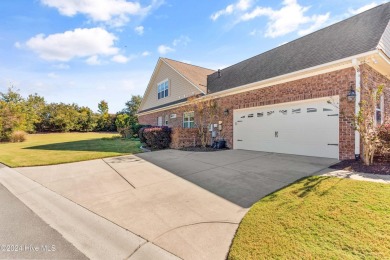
[158,79,169,99]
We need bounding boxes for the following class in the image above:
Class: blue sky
[0,0,385,112]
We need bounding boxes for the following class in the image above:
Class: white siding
[378,21,390,58]
[140,62,203,111]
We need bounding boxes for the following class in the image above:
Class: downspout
[352,58,361,160]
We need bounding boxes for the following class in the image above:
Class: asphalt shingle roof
[162,58,215,93]
[207,3,390,93]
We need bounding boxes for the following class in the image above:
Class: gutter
[352,58,361,159]
[137,50,379,116]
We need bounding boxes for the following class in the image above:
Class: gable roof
[207,2,390,93]
[162,58,215,93]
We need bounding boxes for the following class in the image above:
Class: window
[157,116,163,126]
[183,112,194,128]
[375,94,384,126]
[164,115,169,126]
[158,79,169,99]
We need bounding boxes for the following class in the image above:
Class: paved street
[0,183,87,259]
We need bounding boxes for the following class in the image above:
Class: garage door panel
[233,96,339,159]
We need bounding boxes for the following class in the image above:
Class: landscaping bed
[330,159,390,175]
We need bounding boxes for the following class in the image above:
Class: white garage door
[233,96,339,159]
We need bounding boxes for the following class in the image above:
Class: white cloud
[156,35,190,56]
[48,72,58,78]
[25,27,119,61]
[134,25,144,35]
[211,0,253,21]
[141,51,151,56]
[172,35,191,47]
[240,0,330,38]
[52,63,70,70]
[211,5,234,21]
[14,42,22,48]
[157,45,174,55]
[111,54,129,63]
[40,0,159,27]
[85,55,101,65]
[298,13,330,36]
[348,2,379,15]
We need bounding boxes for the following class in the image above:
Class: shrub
[132,124,148,138]
[10,130,27,142]
[143,126,171,149]
[376,124,390,161]
[138,126,151,143]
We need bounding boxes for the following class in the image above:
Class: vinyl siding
[140,61,203,111]
[378,21,390,57]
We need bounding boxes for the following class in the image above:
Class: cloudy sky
[0,0,385,112]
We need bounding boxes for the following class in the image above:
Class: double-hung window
[157,116,163,126]
[183,112,194,128]
[375,94,384,126]
[158,79,169,100]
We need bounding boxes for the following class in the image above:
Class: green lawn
[0,132,142,167]
[229,176,390,260]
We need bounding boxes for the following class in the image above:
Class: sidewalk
[318,169,390,184]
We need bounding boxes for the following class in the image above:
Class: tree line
[0,87,142,142]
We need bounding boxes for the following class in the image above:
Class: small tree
[187,95,220,147]
[97,100,111,131]
[115,114,131,138]
[355,84,384,165]
[123,95,142,125]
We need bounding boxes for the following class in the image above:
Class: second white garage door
[233,96,339,159]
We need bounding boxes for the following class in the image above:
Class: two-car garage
[233,96,340,159]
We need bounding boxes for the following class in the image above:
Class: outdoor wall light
[347,84,356,102]
[224,109,229,116]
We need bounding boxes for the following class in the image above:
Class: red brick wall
[140,67,358,159]
[170,128,201,149]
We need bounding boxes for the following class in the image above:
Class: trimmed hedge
[142,126,171,149]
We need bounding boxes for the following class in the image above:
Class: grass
[228,176,390,260]
[0,132,142,167]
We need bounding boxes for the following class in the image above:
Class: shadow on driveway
[137,149,339,208]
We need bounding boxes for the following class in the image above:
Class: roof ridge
[209,2,390,75]
[161,57,216,72]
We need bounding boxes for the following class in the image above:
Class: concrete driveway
[14,150,338,260]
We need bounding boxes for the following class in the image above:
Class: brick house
[138,3,390,160]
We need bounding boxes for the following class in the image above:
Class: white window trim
[375,94,384,126]
[183,111,194,128]
[157,79,169,100]
[157,116,163,126]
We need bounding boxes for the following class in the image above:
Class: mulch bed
[330,159,390,175]
[179,146,229,152]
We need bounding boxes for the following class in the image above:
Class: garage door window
[183,112,194,128]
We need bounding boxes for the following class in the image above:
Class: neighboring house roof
[162,58,215,93]
[207,2,390,93]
